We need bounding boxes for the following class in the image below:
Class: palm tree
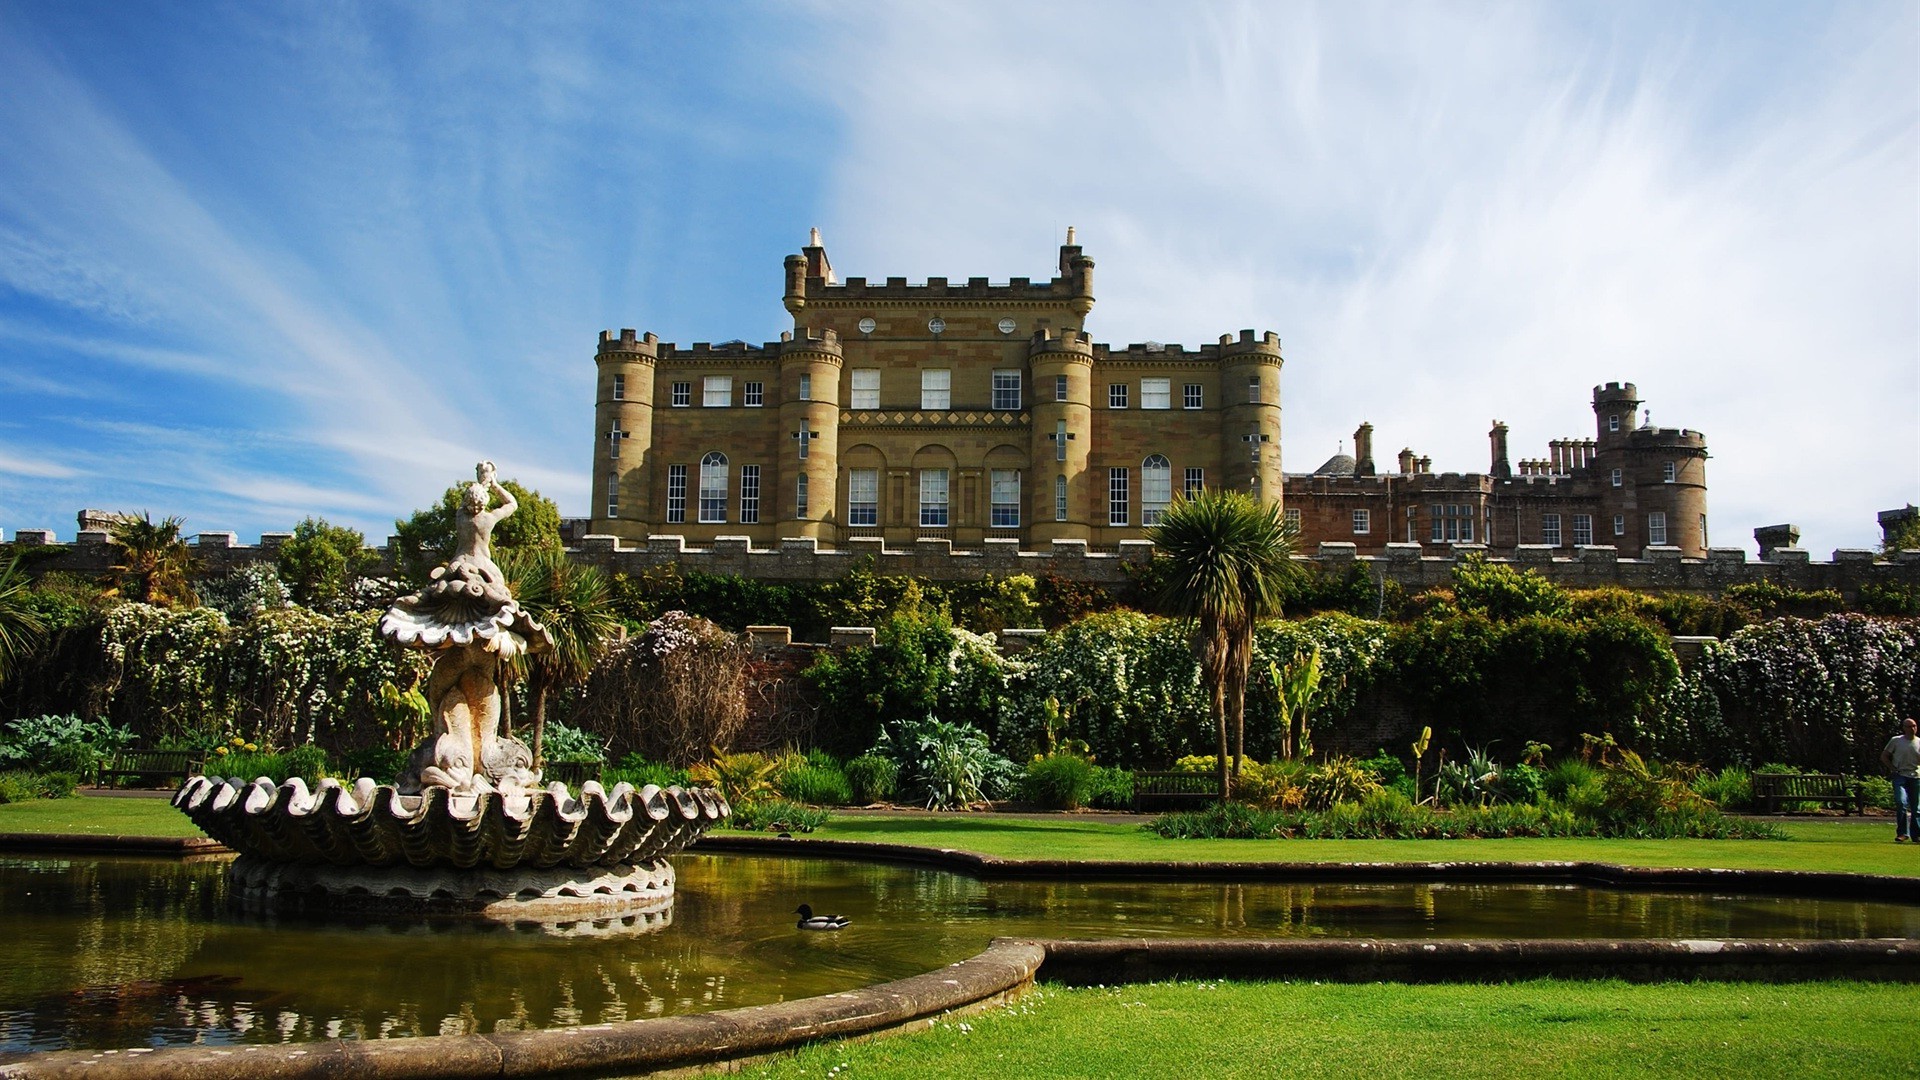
[500,548,620,766]
[108,513,197,607]
[0,554,46,687]
[1149,489,1297,799]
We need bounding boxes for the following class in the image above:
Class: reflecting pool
[2,853,1914,1055]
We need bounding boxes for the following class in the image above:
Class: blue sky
[1,1,1914,554]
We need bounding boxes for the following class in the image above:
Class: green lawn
[740,979,1912,1080]
[806,813,1920,878]
[0,793,204,837]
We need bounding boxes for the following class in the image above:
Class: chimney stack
[1489,421,1511,479]
[1353,423,1376,478]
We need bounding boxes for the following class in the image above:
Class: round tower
[1615,426,1710,555]
[1592,382,1641,450]
[1217,330,1285,500]
[1027,327,1096,542]
[592,329,658,539]
[777,329,843,540]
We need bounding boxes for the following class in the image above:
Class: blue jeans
[1895,776,1920,839]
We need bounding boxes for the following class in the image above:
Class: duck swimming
[794,903,851,931]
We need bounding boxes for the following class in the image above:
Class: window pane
[990,469,1020,526]
[1140,378,1170,410]
[992,370,1022,410]
[605,473,619,517]
[1247,375,1261,404]
[1141,455,1171,525]
[921,369,950,410]
[744,381,763,407]
[667,464,687,523]
[1055,374,1068,402]
[1108,383,1127,409]
[1649,511,1667,545]
[1108,467,1129,525]
[849,468,878,526]
[1542,513,1561,546]
[1353,509,1369,534]
[920,469,949,526]
[612,373,625,401]
[795,474,808,518]
[703,376,731,407]
[671,382,690,407]
[740,465,760,524]
[1055,474,1068,521]
[798,373,811,401]
[1184,467,1204,500]
[1184,383,1202,409]
[1573,515,1593,546]
[699,451,728,523]
[851,369,880,409]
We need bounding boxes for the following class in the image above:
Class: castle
[590,232,1708,557]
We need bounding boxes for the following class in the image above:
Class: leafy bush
[1301,757,1382,810]
[1149,800,1286,839]
[1019,753,1094,810]
[1354,750,1407,786]
[0,714,134,776]
[207,740,332,785]
[1087,766,1134,810]
[605,754,691,790]
[340,745,408,784]
[1859,775,1894,811]
[773,752,853,806]
[540,721,606,764]
[727,797,831,833]
[689,751,778,806]
[1542,759,1601,801]
[879,717,1016,810]
[0,770,77,802]
[843,753,898,804]
[1499,762,1546,804]
[1691,765,1752,810]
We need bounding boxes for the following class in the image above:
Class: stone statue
[382,461,552,795]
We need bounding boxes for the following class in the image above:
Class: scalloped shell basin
[173,775,730,917]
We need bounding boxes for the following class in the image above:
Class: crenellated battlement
[596,329,661,358]
[804,274,1085,304]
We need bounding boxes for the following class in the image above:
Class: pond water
[2,852,1915,1055]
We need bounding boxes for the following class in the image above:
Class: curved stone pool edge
[693,834,1920,902]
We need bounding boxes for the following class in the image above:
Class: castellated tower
[777,329,843,540]
[592,329,658,531]
[1591,381,1710,554]
[1026,327,1095,543]
[1218,330,1285,498]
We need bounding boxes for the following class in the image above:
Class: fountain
[173,461,728,919]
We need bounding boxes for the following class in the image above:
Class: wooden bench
[1131,770,1224,813]
[99,749,205,789]
[1751,772,1864,815]
[543,760,604,788]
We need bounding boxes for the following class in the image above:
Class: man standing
[1880,717,1920,842]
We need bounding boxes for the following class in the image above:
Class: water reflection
[1,853,1914,1055]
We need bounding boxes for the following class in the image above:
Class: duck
[794,903,851,931]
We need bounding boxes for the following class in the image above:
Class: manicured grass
[807,813,1920,877]
[744,979,1912,1079]
[0,793,203,838]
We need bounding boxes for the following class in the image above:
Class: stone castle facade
[591,232,1705,557]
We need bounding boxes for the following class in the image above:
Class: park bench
[543,760,603,789]
[98,749,205,789]
[1750,772,1865,815]
[1131,770,1224,813]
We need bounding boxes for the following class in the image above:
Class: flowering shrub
[573,611,746,766]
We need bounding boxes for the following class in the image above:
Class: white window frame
[990,469,1020,527]
[1613,514,1626,537]
[795,474,809,518]
[612,373,626,401]
[1108,467,1129,526]
[1141,455,1171,525]
[1353,509,1370,535]
[1648,511,1668,546]
[607,422,624,459]
[848,468,879,526]
[992,370,1022,411]
[1284,507,1301,531]
[1663,461,1676,483]
[798,373,812,401]
[1108,383,1128,409]
[1184,383,1203,409]
[1611,468,1623,488]
[605,473,619,518]
[1572,514,1593,546]
[703,375,731,407]
[1247,375,1262,404]
[1140,378,1171,410]
[851,369,880,410]
[1609,414,1621,432]
[1055,420,1069,462]
[739,464,760,524]
[1542,513,1562,547]
[743,380,764,407]
[921,369,950,411]
[1055,374,1069,402]
[919,468,949,527]
[1055,474,1068,521]
[699,452,728,523]
[671,381,691,408]
[666,464,687,523]
[1430,504,1473,543]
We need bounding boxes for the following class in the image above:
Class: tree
[500,547,619,766]
[277,517,379,611]
[0,554,46,687]
[107,513,197,608]
[1884,510,1920,556]
[1149,490,1297,799]
[393,478,562,584]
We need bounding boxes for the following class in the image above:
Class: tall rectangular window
[1184,383,1203,409]
[1140,378,1170,410]
[796,418,811,460]
[699,453,727,523]
[1700,514,1709,548]
[1648,511,1668,545]
[1353,509,1370,535]
[612,373,626,401]
[992,370,1021,410]
[1611,468,1623,488]
[1055,420,1069,462]
[848,468,879,526]
[851,369,880,409]
[919,469,949,526]
[1054,475,1068,521]
[1184,467,1205,499]
[798,373,812,401]
[1108,383,1128,409]
[607,422,624,459]
[1141,457,1171,525]
[795,474,809,518]
[1247,375,1262,403]
[1542,513,1562,546]
[671,382,691,407]
[703,375,731,407]
[605,473,619,517]
[744,381,764,407]
[1609,414,1621,432]
[1055,374,1068,402]
[1572,514,1593,546]
[921,369,950,410]
[1663,461,1676,483]
[1613,514,1626,537]
[1108,468,1129,525]
[739,465,760,524]
[990,469,1020,527]
[666,464,687,524]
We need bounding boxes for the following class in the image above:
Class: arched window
[1141,455,1172,525]
[699,451,728,523]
